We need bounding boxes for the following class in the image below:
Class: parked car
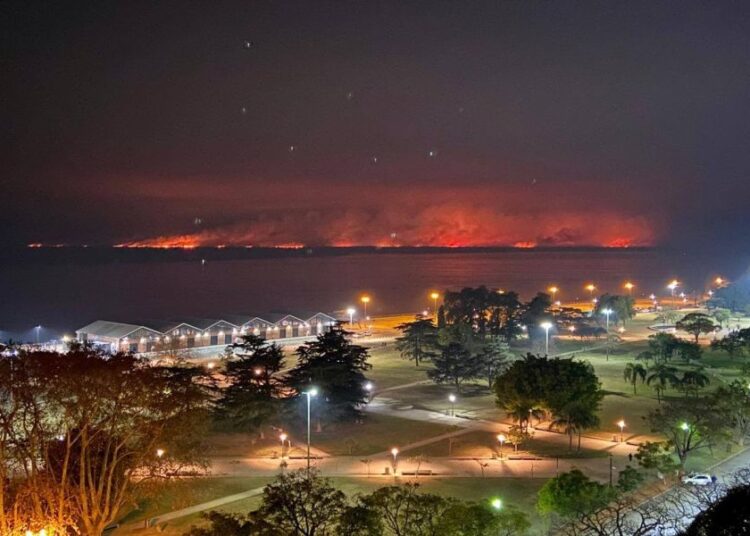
[681,473,713,486]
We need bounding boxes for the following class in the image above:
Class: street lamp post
[35,325,41,344]
[430,292,440,322]
[624,282,634,296]
[540,321,553,355]
[548,286,559,303]
[364,381,374,403]
[497,433,506,459]
[304,388,318,474]
[449,394,456,416]
[391,447,399,475]
[280,433,288,458]
[585,284,596,300]
[361,296,370,322]
[602,308,613,361]
[617,420,625,443]
[346,307,355,327]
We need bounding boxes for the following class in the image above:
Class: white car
[681,473,713,486]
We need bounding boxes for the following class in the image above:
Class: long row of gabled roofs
[75,312,339,349]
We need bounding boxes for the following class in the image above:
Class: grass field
[129,475,546,536]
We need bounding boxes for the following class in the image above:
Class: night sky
[4,1,750,250]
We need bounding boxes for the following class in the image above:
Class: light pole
[624,282,634,296]
[449,394,456,416]
[548,286,559,303]
[617,420,625,442]
[391,447,399,475]
[280,433,288,458]
[602,308,612,361]
[346,307,355,327]
[430,292,440,322]
[668,280,679,307]
[364,381,374,402]
[497,433,506,459]
[540,321,553,355]
[304,388,318,474]
[361,296,370,322]
[585,284,596,299]
[491,497,502,511]
[35,325,41,344]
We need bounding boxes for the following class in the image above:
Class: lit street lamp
[497,433,506,459]
[602,308,613,361]
[304,388,318,474]
[624,282,634,296]
[391,447,399,474]
[449,393,456,416]
[585,284,596,298]
[35,325,41,344]
[346,307,356,327]
[548,286,559,302]
[280,433,288,457]
[540,321,553,355]
[364,381,374,402]
[617,419,626,442]
[156,448,165,458]
[430,292,440,322]
[361,296,370,321]
[491,498,503,511]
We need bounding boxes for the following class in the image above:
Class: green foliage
[616,465,644,492]
[537,469,615,519]
[647,332,681,362]
[711,327,750,358]
[495,354,603,449]
[709,279,750,313]
[594,294,635,325]
[623,362,648,394]
[676,312,717,342]
[684,483,750,535]
[646,398,727,468]
[427,341,481,392]
[677,367,710,398]
[713,380,750,445]
[477,338,513,388]
[634,441,679,474]
[395,317,438,367]
[216,335,285,433]
[443,286,525,342]
[712,308,731,327]
[285,326,372,422]
[646,363,679,403]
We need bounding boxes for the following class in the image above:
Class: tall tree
[646,398,726,471]
[427,342,481,392]
[594,294,635,325]
[257,470,346,536]
[678,368,710,398]
[623,362,647,395]
[521,292,553,341]
[395,318,438,367]
[714,380,750,446]
[217,335,285,435]
[711,327,750,358]
[285,326,372,422]
[647,333,680,363]
[477,338,513,388]
[712,308,731,328]
[0,346,212,536]
[646,363,679,404]
[676,312,717,343]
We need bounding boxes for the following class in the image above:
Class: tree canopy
[676,313,717,343]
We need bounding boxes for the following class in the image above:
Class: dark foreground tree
[395,317,438,367]
[0,345,213,536]
[216,335,285,436]
[682,483,750,536]
[285,326,372,422]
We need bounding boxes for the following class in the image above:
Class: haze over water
[2,248,748,340]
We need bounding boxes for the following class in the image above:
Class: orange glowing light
[513,241,537,249]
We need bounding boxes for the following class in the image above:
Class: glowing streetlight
[680,421,690,431]
[668,280,679,300]
[449,393,457,416]
[548,286,559,301]
[585,284,596,298]
[491,498,503,510]
[156,448,165,458]
[617,420,626,442]
[391,447,399,474]
[715,277,725,286]
[624,282,634,295]
[361,296,371,320]
[346,307,356,326]
[602,308,613,361]
[497,433,506,459]
[364,381,374,402]
[540,321,553,355]
[35,325,42,344]
[304,388,318,473]
[430,292,440,321]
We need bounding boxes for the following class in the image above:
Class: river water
[1,247,747,340]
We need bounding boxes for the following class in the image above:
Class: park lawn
[367,345,434,389]
[379,381,504,420]
[137,475,547,536]
[312,413,459,455]
[410,430,607,460]
[114,476,272,533]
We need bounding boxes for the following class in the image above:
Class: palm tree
[550,402,599,451]
[679,368,710,398]
[646,364,679,404]
[623,362,648,395]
